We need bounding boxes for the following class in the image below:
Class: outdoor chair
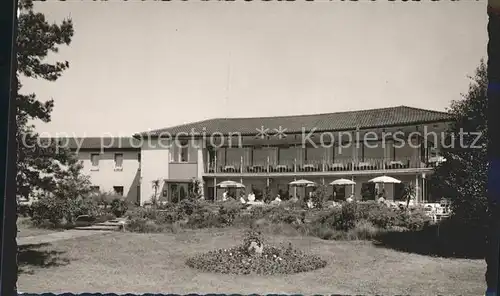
[273,164,292,172]
[356,162,376,170]
[222,165,237,173]
[327,163,346,171]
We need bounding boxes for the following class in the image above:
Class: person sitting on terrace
[222,189,228,201]
[306,198,314,209]
[270,194,282,205]
[247,191,256,202]
[239,191,247,204]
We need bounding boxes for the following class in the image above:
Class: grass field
[17,228,485,294]
[17,218,60,238]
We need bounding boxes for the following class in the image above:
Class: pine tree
[16,0,87,201]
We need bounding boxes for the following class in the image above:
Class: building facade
[134,106,452,205]
[67,137,142,204]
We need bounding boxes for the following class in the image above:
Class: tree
[403,183,416,209]
[16,0,76,200]
[151,179,160,205]
[429,60,487,228]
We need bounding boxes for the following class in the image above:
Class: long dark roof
[135,105,451,137]
[38,137,142,150]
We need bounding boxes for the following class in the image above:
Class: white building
[60,106,452,205]
[66,137,142,204]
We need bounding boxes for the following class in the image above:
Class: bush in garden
[218,201,244,226]
[346,220,381,240]
[30,195,102,227]
[64,197,101,224]
[185,229,327,275]
[186,206,224,228]
[30,196,66,226]
[262,186,273,203]
[17,203,32,217]
[336,201,358,231]
[127,217,180,233]
[110,198,128,217]
[392,207,431,230]
[312,185,328,209]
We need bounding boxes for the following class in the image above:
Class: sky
[22,0,488,137]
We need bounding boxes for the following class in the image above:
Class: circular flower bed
[186,230,327,275]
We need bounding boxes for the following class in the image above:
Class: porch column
[352,130,356,167]
[294,176,297,197]
[214,177,217,202]
[415,174,419,203]
[214,152,218,174]
[422,173,427,203]
[351,176,355,196]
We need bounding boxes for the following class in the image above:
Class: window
[113,186,124,196]
[90,153,100,170]
[180,140,189,162]
[114,153,123,170]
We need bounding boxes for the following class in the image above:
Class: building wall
[140,139,204,204]
[77,149,141,203]
[140,139,171,205]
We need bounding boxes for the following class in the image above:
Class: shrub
[127,218,179,233]
[30,196,66,226]
[346,220,381,240]
[92,192,123,208]
[312,185,328,209]
[110,198,128,217]
[218,200,245,226]
[262,186,273,203]
[393,207,431,231]
[17,203,32,217]
[187,206,224,228]
[185,230,327,275]
[336,202,358,231]
[64,198,101,224]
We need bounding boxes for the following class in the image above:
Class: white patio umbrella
[330,178,356,186]
[368,175,401,184]
[330,178,356,200]
[289,179,316,187]
[289,179,316,200]
[216,180,245,188]
[368,175,401,201]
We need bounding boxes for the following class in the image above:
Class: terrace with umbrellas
[213,174,450,221]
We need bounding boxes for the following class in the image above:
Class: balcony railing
[205,156,430,174]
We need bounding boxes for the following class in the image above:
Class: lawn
[17,228,486,295]
[17,218,60,238]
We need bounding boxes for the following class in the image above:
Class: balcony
[204,156,432,175]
